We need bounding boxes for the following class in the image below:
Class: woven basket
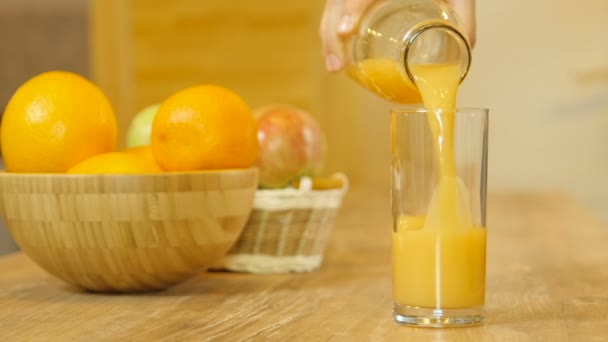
[217,173,349,274]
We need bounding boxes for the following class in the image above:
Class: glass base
[393,303,483,328]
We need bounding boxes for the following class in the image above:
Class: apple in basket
[254,104,327,188]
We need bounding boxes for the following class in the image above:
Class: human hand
[320,0,477,72]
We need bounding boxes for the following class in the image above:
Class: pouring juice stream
[349,58,486,308]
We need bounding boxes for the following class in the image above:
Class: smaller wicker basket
[217,173,349,274]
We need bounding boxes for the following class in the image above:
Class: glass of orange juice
[391,108,489,327]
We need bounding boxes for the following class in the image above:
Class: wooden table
[1,190,607,341]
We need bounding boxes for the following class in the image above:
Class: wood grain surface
[1,189,607,341]
[90,0,326,148]
[87,0,390,196]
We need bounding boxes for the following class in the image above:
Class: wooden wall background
[90,0,390,191]
[90,0,608,221]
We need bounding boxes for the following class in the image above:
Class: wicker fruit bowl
[0,168,257,292]
[216,173,349,274]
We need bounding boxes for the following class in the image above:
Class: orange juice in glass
[340,0,485,327]
[390,107,488,327]
[349,56,488,326]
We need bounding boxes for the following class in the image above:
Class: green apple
[126,104,160,148]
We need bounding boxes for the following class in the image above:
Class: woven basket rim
[255,173,349,195]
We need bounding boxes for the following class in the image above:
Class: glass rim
[391,107,489,114]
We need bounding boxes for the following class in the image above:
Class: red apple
[255,104,326,189]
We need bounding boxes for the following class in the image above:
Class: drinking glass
[391,108,488,327]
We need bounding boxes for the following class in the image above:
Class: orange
[123,145,160,168]
[0,71,117,173]
[151,85,258,171]
[67,152,161,174]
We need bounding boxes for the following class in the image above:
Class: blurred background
[1,0,607,255]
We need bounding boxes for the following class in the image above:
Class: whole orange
[0,71,117,173]
[152,85,258,171]
[67,152,161,174]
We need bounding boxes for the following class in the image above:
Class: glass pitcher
[343,0,472,104]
